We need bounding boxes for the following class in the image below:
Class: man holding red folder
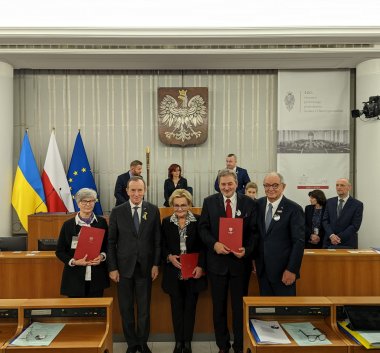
[199,169,258,353]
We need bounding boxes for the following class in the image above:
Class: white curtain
[13,69,277,229]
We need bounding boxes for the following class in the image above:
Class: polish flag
[42,131,75,212]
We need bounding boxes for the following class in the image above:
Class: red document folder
[74,227,105,260]
[219,217,243,252]
[180,253,199,279]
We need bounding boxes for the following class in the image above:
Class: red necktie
[225,199,232,218]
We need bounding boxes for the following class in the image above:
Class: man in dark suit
[114,160,143,206]
[322,178,363,249]
[254,172,304,296]
[214,154,250,194]
[199,169,258,353]
[108,176,161,353]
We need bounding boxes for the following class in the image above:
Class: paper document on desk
[249,319,291,344]
[338,319,380,349]
[281,322,332,346]
[11,322,65,346]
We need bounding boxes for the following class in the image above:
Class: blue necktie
[133,206,140,232]
[265,203,273,231]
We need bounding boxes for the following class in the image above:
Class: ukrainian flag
[12,132,47,231]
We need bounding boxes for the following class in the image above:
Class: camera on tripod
[352,96,380,119]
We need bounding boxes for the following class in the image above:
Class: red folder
[74,227,105,260]
[219,217,243,252]
[180,253,199,279]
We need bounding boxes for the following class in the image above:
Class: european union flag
[67,132,103,215]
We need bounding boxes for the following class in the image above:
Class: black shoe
[126,346,138,353]
[140,343,152,353]
[173,341,183,353]
[218,349,230,353]
[183,341,192,353]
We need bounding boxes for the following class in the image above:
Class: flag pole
[146,146,150,200]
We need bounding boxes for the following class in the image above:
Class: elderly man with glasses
[254,172,305,296]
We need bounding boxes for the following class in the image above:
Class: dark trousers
[242,258,253,296]
[257,271,296,296]
[118,263,152,347]
[208,271,244,351]
[68,280,104,298]
[169,281,199,342]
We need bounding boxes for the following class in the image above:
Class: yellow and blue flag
[67,132,103,215]
[12,131,47,231]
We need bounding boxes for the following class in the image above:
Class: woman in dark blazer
[56,188,109,297]
[163,163,188,207]
[161,189,207,353]
[305,189,326,249]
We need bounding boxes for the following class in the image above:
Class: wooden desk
[0,251,216,336]
[2,298,112,353]
[27,208,202,251]
[243,297,349,353]
[0,300,24,353]
[328,297,380,352]
[2,248,380,337]
[298,250,380,296]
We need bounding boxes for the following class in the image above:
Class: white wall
[356,60,380,248]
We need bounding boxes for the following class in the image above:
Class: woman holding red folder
[161,189,207,353]
[56,188,109,298]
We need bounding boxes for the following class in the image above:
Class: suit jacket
[163,177,188,207]
[214,166,251,194]
[114,172,131,206]
[254,196,305,282]
[322,196,363,249]
[304,205,326,249]
[55,216,110,297]
[107,201,161,278]
[161,214,207,294]
[199,193,258,276]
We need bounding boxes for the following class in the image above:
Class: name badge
[71,236,79,249]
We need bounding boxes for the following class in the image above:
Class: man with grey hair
[200,169,258,353]
[108,176,161,353]
[322,178,363,249]
[254,172,304,296]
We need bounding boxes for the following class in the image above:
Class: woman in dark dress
[161,189,207,353]
[163,164,188,207]
[304,189,327,249]
[56,188,109,297]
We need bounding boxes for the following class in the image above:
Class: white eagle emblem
[159,89,207,142]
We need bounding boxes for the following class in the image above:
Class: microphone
[34,187,55,214]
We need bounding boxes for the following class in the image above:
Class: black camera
[352,96,380,119]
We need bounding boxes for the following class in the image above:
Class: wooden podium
[2,298,113,353]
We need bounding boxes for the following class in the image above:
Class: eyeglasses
[299,328,326,342]
[80,199,96,205]
[173,204,189,210]
[263,183,281,190]
[21,326,47,341]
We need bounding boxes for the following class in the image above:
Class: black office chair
[0,235,27,251]
[187,186,193,195]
